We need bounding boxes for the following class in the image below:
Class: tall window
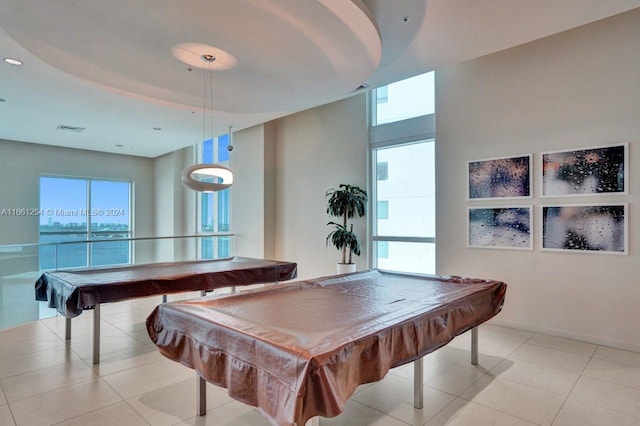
[39,177,131,270]
[370,71,436,274]
[199,134,231,259]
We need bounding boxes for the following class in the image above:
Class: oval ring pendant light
[181,163,233,192]
[181,53,234,192]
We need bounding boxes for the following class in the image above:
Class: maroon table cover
[146,270,506,425]
[35,257,298,318]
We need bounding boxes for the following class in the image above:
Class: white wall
[271,94,369,279]
[0,139,154,247]
[436,9,640,351]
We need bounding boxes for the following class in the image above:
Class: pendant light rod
[181,52,234,192]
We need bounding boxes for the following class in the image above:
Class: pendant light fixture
[181,54,234,192]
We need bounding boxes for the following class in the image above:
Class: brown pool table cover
[146,270,506,426]
[35,257,298,318]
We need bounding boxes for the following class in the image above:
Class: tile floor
[1,292,639,426]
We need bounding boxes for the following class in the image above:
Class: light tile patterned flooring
[1,292,640,426]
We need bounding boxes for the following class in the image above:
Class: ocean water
[39,233,130,270]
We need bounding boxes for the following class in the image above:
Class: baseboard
[489,318,640,354]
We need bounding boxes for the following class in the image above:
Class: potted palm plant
[326,184,367,274]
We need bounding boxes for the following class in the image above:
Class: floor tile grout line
[548,343,600,425]
[521,337,598,358]
[170,399,241,426]
[3,396,18,426]
[2,375,99,406]
[343,398,415,426]
[47,400,150,426]
[455,392,546,426]
[0,346,81,382]
[568,371,640,412]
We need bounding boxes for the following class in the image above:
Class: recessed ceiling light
[4,57,23,66]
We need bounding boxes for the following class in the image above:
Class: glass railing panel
[90,231,132,267]
[0,233,234,330]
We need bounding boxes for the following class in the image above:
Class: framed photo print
[541,143,627,197]
[468,154,531,200]
[541,203,627,254]
[468,206,532,250]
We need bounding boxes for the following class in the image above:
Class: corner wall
[271,94,369,279]
[436,9,640,350]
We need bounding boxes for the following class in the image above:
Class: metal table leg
[92,303,101,364]
[65,317,71,340]
[471,327,478,365]
[197,374,207,416]
[414,357,423,409]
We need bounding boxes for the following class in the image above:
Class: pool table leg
[414,357,423,409]
[92,303,101,364]
[471,327,479,365]
[197,374,207,416]
[65,317,71,340]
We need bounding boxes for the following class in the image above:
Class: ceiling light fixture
[4,57,23,66]
[181,54,234,193]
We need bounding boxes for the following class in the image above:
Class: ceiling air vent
[56,124,86,133]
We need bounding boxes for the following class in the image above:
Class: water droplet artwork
[468,155,531,199]
[542,204,626,253]
[542,144,626,196]
[469,207,532,249]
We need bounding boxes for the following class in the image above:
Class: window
[372,72,435,126]
[370,70,436,274]
[39,177,131,270]
[372,141,436,273]
[199,135,231,259]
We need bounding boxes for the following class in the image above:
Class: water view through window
[200,135,231,259]
[39,177,131,270]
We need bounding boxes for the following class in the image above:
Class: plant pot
[336,263,357,274]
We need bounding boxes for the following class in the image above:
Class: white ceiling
[1,0,639,158]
